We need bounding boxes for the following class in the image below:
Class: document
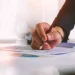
[0,43,75,57]
[22,46,75,57]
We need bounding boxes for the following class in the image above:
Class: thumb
[47,33,55,41]
[46,28,59,41]
[47,28,62,42]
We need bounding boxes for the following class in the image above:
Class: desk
[0,42,75,75]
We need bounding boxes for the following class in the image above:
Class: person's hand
[31,22,64,50]
[31,22,50,49]
[41,27,64,50]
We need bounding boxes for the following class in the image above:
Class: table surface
[0,42,75,75]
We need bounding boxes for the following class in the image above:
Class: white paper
[19,46,75,57]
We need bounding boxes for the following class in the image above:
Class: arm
[52,0,75,42]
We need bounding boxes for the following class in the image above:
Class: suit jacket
[52,0,75,42]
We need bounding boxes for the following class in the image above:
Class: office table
[0,42,75,75]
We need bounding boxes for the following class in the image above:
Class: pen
[46,25,53,34]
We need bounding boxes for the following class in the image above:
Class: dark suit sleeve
[52,0,75,42]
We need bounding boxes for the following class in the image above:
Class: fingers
[31,22,62,50]
[41,28,62,50]
[47,32,61,48]
[36,23,50,41]
[47,28,62,41]
[31,22,51,50]
[31,39,40,50]
[36,23,47,41]
[41,42,51,50]
[33,29,43,46]
[31,29,43,50]
[46,28,56,41]
[48,40,60,49]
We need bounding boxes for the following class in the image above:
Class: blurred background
[0,0,75,44]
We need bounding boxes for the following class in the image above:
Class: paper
[0,43,75,57]
[21,47,75,57]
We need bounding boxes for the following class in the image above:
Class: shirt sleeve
[51,0,75,42]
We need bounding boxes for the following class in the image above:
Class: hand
[31,22,64,50]
[41,27,63,50]
[31,22,50,49]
